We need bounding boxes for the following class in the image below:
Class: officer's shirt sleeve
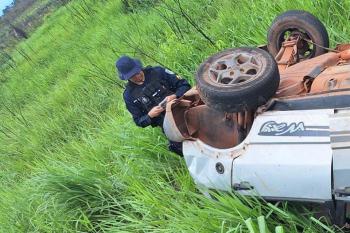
[123,92,152,128]
[157,67,191,98]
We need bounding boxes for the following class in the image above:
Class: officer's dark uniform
[123,66,191,155]
[123,66,191,128]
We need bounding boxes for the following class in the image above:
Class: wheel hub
[208,52,263,85]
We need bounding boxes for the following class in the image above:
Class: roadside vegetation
[0,0,349,232]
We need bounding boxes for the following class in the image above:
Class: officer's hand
[166,94,177,102]
[148,106,165,118]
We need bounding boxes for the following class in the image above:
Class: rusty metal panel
[276,52,339,97]
[310,64,350,93]
[185,105,240,149]
[164,88,249,149]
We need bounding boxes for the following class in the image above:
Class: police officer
[116,55,191,155]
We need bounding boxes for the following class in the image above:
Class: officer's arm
[124,95,152,128]
[159,67,191,98]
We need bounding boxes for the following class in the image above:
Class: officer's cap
[116,56,143,80]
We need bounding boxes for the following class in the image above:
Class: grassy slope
[0,0,349,232]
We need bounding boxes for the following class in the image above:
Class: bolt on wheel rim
[208,52,263,85]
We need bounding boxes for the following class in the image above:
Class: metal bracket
[233,181,254,191]
[334,187,350,197]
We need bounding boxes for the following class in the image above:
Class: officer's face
[129,71,145,85]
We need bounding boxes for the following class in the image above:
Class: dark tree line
[0,0,71,50]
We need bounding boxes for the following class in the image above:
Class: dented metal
[164,89,245,149]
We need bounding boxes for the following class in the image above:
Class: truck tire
[267,10,329,59]
[196,47,279,113]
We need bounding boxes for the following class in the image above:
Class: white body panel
[183,139,242,191]
[330,108,350,201]
[232,144,332,200]
[184,109,335,202]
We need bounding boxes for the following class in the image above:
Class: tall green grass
[0,0,349,232]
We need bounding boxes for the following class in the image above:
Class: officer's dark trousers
[168,141,183,156]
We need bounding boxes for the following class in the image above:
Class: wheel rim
[277,28,315,59]
[208,52,263,86]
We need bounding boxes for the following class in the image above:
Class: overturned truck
[164,10,350,225]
